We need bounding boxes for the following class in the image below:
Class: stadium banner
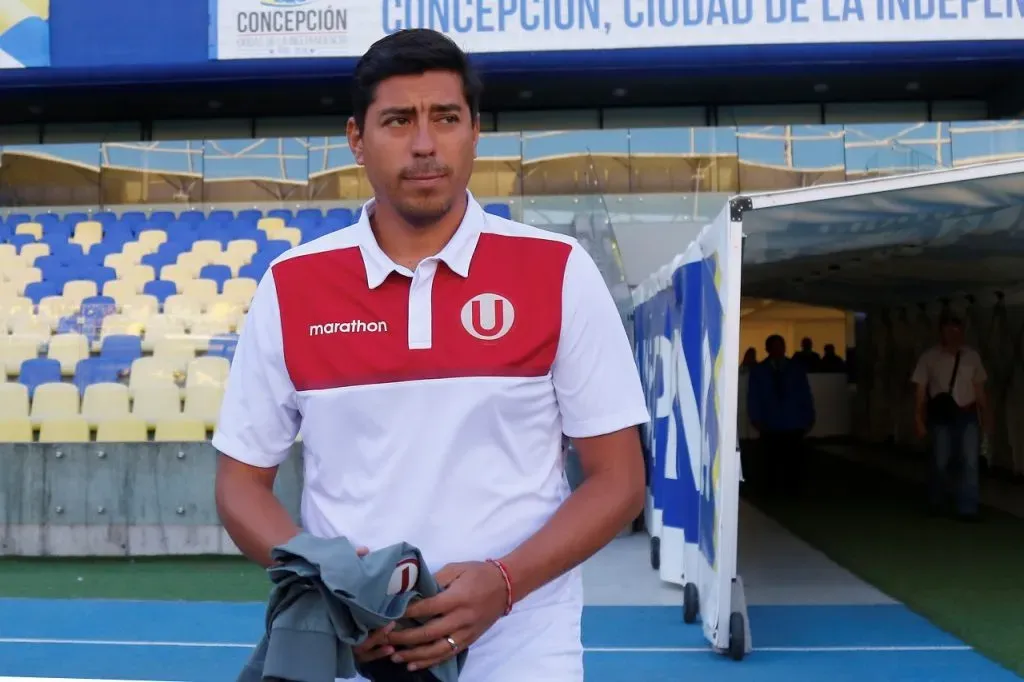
[210,0,1024,60]
[0,0,49,68]
[632,203,743,652]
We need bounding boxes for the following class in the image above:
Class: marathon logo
[309,320,389,336]
[237,1,348,36]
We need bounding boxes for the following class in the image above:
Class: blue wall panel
[50,0,207,68]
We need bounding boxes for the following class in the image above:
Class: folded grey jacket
[237,533,468,682]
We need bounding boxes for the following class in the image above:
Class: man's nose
[411,120,436,156]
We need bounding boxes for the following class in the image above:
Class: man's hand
[349,545,399,664]
[915,415,928,440]
[386,561,508,672]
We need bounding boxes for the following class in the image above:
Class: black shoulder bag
[927,351,961,425]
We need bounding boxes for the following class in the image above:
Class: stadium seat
[81,383,131,427]
[16,222,43,240]
[47,333,89,375]
[183,385,222,428]
[62,280,99,308]
[3,337,40,376]
[222,278,257,307]
[30,382,81,425]
[0,382,30,418]
[484,203,513,220]
[187,356,230,388]
[132,385,182,427]
[96,416,148,442]
[11,316,51,346]
[127,356,180,395]
[20,358,62,396]
[0,416,33,442]
[38,416,90,443]
[154,417,207,442]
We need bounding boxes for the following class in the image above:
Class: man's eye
[386,118,409,127]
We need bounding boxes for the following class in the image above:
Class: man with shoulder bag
[912,315,991,521]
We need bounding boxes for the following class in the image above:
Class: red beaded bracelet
[486,558,513,616]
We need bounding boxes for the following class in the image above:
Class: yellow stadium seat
[120,241,153,261]
[186,356,230,388]
[0,382,30,418]
[225,239,258,261]
[61,280,99,308]
[163,295,204,324]
[73,220,103,244]
[190,240,223,263]
[30,382,81,424]
[7,268,42,295]
[104,252,138,271]
[154,417,208,442]
[121,265,156,290]
[153,338,196,368]
[222,278,257,307]
[127,356,180,395]
[81,382,131,427]
[268,227,301,247]
[15,222,42,240]
[158,264,193,290]
[19,243,49,266]
[0,244,17,262]
[47,333,89,375]
[0,295,35,319]
[258,217,285,233]
[181,280,219,308]
[121,294,159,323]
[100,314,144,339]
[236,314,246,335]
[174,253,206,275]
[10,316,50,347]
[38,416,90,443]
[141,313,187,348]
[0,282,19,299]
[132,385,182,427]
[0,416,33,442]
[96,416,149,442]
[137,230,167,251]
[187,318,231,350]
[2,336,38,376]
[38,296,79,331]
[183,385,223,429]
[102,279,140,303]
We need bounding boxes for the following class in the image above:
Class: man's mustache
[401,163,450,179]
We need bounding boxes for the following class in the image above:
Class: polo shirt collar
[354,191,484,289]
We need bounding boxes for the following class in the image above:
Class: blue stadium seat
[20,358,62,397]
[25,281,60,304]
[142,252,178,271]
[326,207,354,224]
[86,266,117,290]
[121,211,146,225]
[484,203,512,220]
[100,335,143,363]
[143,280,176,304]
[179,210,205,224]
[94,212,117,225]
[200,265,232,292]
[267,209,293,222]
[209,210,235,223]
[65,212,88,225]
[237,209,263,222]
[51,243,85,266]
[238,262,268,282]
[149,211,176,225]
[207,334,239,362]
[9,234,35,250]
[73,357,126,393]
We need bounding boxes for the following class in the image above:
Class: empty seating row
[10,352,229,393]
[0,415,210,443]
[0,380,222,428]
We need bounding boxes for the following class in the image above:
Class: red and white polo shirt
[213,192,649,681]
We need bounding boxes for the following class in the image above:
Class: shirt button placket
[408,260,437,350]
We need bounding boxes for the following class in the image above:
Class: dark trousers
[928,412,980,517]
[752,429,807,497]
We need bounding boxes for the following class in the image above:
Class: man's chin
[397,198,453,227]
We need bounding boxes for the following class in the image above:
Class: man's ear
[347,116,365,166]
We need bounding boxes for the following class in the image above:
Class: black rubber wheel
[650,536,661,571]
[728,611,746,661]
[683,583,699,623]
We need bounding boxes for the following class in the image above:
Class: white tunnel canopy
[736,158,1024,311]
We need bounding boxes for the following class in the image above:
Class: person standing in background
[746,334,816,496]
[912,315,991,522]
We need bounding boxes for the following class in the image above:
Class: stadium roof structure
[737,157,1024,312]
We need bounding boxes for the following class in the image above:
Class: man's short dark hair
[351,29,482,131]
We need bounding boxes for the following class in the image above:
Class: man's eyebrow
[377,103,463,118]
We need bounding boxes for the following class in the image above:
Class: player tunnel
[735,157,1024,479]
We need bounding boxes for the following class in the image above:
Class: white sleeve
[552,241,650,438]
[211,269,301,467]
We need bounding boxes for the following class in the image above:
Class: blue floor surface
[0,599,1019,681]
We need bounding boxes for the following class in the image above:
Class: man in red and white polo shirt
[213,28,648,681]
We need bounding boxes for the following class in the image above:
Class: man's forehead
[371,72,467,109]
